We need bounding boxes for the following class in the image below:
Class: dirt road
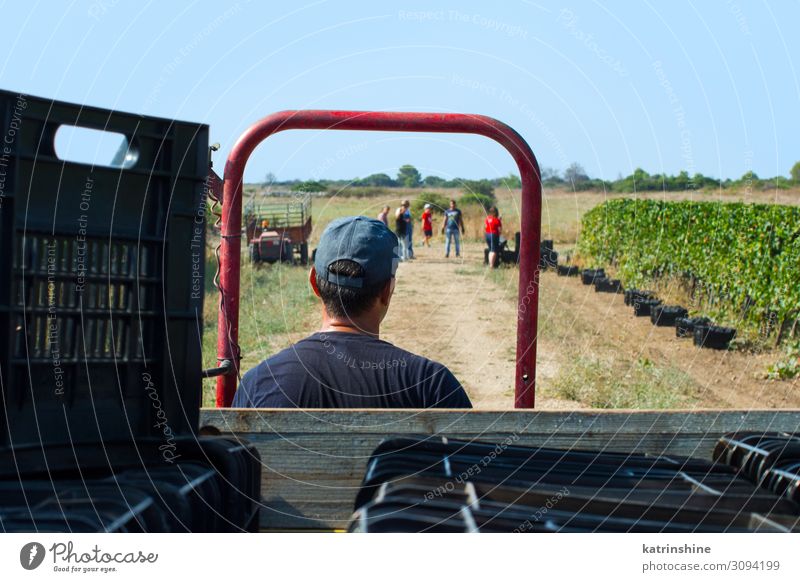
[382,241,800,410]
[382,241,572,409]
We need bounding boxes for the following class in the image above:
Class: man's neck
[320,314,380,338]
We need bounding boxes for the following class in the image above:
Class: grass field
[201,185,800,408]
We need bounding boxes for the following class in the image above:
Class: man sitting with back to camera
[233,216,472,408]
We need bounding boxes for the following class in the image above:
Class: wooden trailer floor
[199,408,800,531]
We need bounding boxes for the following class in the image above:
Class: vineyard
[577,199,800,342]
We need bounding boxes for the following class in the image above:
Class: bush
[460,192,495,209]
[411,192,449,215]
[354,173,396,187]
[791,161,800,184]
[577,199,800,338]
[766,340,800,379]
[461,179,495,200]
[397,164,422,188]
[291,180,327,193]
[422,175,447,187]
[497,173,521,189]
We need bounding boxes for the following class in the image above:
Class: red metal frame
[215,110,542,408]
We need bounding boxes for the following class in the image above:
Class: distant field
[245,184,800,246]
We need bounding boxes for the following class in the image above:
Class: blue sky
[2,0,798,182]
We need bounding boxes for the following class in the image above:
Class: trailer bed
[199,408,800,531]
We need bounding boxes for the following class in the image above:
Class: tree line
[266,161,800,194]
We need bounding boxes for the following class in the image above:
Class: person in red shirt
[484,206,502,268]
[421,204,434,247]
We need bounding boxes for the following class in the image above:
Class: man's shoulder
[245,335,323,376]
[235,335,324,404]
[269,334,325,361]
[379,341,451,375]
[245,332,452,376]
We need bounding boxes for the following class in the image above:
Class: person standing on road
[394,202,409,261]
[403,200,415,259]
[442,199,464,258]
[377,205,390,226]
[421,204,434,247]
[485,206,502,268]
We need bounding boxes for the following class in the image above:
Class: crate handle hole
[54,125,138,169]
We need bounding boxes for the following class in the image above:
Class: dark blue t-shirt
[232,331,472,408]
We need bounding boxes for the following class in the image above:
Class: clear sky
[2,0,798,183]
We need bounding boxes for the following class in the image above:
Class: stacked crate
[0,90,260,532]
[349,436,800,532]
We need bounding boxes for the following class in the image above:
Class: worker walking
[403,200,415,259]
[394,202,409,260]
[485,206,502,268]
[442,199,464,258]
[421,204,434,247]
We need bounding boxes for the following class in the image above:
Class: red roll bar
[215,111,542,408]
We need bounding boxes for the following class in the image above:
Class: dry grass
[201,244,316,407]
[545,355,698,409]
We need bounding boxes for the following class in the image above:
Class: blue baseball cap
[314,216,401,289]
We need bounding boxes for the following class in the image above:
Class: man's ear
[309,266,322,298]
[379,277,395,306]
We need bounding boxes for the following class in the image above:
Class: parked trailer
[204,109,799,530]
[245,195,312,265]
[198,408,800,530]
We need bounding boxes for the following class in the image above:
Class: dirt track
[382,241,800,410]
[381,242,525,408]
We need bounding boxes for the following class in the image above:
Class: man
[421,203,434,247]
[233,216,472,408]
[402,200,415,259]
[394,202,408,260]
[442,199,465,258]
[377,205,390,226]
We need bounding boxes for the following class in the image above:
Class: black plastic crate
[113,462,223,532]
[0,480,164,532]
[556,264,579,277]
[633,298,662,317]
[539,241,557,270]
[676,316,711,338]
[714,433,800,505]
[581,268,605,285]
[694,324,736,349]
[349,437,800,533]
[539,248,558,269]
[0,90,209,447]
[594,277,622,293]
[0,435,261,532]
[650,305,688,326]
[624,288,655,306]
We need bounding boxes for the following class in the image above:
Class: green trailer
[245,194,312,265]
